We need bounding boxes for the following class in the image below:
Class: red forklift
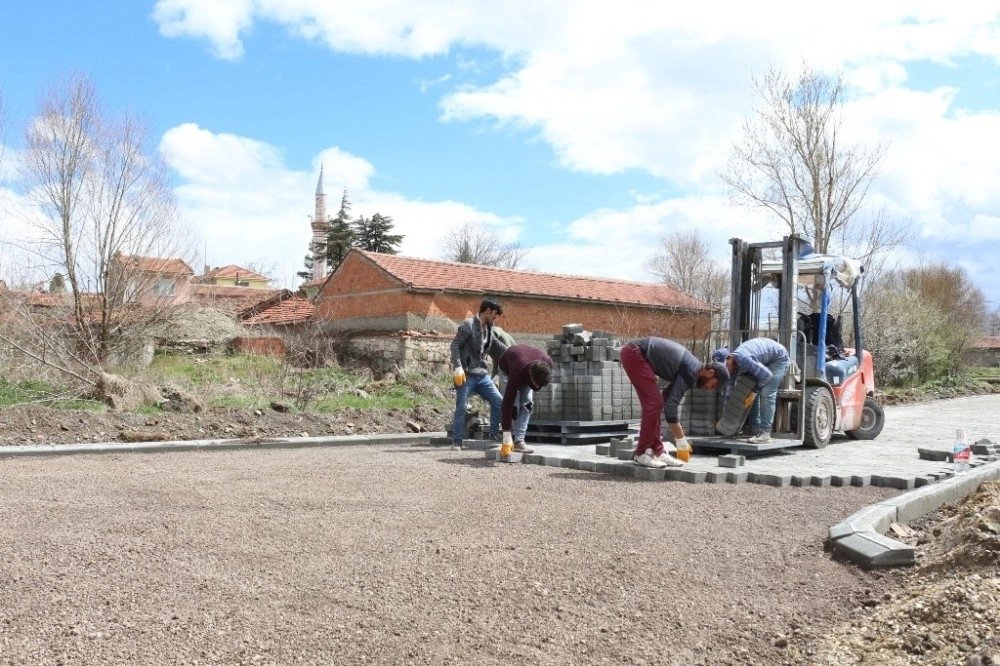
[686,234,884,454]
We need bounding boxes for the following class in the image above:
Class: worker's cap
[711,348,729,364]
[709,361,730,384]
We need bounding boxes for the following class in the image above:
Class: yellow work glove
[742,391,758,410]
[499,431,513,457]
[453,367,466,387]
[675,436,692,462]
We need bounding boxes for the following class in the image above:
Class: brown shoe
[513,441,534,454]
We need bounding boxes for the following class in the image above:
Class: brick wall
[230,336,287,357]
[316,252,712,340]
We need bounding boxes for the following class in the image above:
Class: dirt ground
[0,403,454,447]
[0,397,998,665]
[0,442,903,666]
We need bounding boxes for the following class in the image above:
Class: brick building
[311,249,715,372]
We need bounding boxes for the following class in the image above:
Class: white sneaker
[634,448,668,468]
[653,451,685,467]
[748,432,772,444]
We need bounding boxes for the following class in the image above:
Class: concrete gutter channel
[3,416,999,570]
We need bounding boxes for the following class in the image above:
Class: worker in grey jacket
[449,298,509,450]
[713,338,790,444]
[621,337,729,468]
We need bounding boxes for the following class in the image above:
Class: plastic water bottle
[953,428,970,475]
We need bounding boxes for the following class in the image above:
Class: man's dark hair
[529,362,552,389]
[479,298,503,315]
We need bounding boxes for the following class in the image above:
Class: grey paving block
[726,471,749,484]
[791,475,809,487]
[833,530,915,568]
[850,475,872,487]
[663,468,685,482]
[918,447,951,461]
[704,471,729,484]
[751,473,792,488]
[595,444,610,456]
[810,475,832,488]
[522,453,544,465]
[718,454,745,468]
[676,469,707,484]
[633,466,666,481]
[830,475,852,487]
[541,456,562,467]
[874,476,916,491]
[594,462,618,475]
[616,448,635,461]
[577,460,599,472]
[613,464,634,477]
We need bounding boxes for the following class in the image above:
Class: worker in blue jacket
[713,338,789,444]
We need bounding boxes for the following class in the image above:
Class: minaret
[311,165,331,281]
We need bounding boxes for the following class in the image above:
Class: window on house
[152,278,176,297]
[235,278,250,287]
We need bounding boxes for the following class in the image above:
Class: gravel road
[0,441,903,666]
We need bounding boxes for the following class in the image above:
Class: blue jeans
[499,371,533,443]
[452,374,502,443]
[749,357,790,433]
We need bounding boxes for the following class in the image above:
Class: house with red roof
[194,264,271,289]
[110,253,195,306]
[311,249,715,372]
[965,336,1000,367]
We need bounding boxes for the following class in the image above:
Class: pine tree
[326,188,356,271]
[354,212,404,254]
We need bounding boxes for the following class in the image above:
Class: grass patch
[0,377,105,411]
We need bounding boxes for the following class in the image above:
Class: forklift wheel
[845,396,885,440]
[804,386,834,449]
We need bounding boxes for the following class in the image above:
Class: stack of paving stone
[532,324,639,422]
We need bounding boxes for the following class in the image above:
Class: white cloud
[148,1,1000,304]
[158,124,523,288]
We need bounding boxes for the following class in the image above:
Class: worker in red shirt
[497,344,554,457]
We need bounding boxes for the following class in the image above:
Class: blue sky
[1,2,999,310]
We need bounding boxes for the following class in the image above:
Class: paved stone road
[489,395,1000,489]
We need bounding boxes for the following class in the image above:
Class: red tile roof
[243,296,315,326]
[969,336,1000,349]
[355,250,713,311]
[199,264,270,282]
[116,254,193,275]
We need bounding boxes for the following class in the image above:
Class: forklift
[685,234,885,455]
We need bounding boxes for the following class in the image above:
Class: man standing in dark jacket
[621,337,729,468]
[496,344,553,457]
[449,298,509,450]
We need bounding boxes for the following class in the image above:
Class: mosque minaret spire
[310,164,331,281]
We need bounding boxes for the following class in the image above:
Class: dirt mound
[809,481,1000,665]
[921,481,1000,572]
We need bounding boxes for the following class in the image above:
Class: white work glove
[453,367,466,387]
[500,431,513,457]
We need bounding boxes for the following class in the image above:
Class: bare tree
[645,228,729,329]
[441,221,526,269]
[721,63,911,263]
[17,72,194,376]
